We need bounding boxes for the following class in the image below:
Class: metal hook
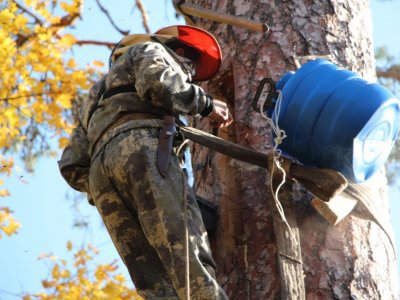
[252,77,278,113]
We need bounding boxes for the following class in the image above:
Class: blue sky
[1,0,400,298]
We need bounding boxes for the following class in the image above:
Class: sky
[1,0,400,298]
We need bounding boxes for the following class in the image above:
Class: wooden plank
[273,188,306,300]
[311,195,358,225]
[174,2,269,32]
[180,126,270,168]
[180,126,347,202]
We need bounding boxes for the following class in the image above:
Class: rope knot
[273,129,287,148]
[260,88,299,245]
[260,89,287,149]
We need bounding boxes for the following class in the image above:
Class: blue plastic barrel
[271,59,400,182]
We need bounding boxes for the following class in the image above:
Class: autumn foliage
[0,0,144,297]
[0,157,21,238]
[22,242,141,299]
[0,0,99,236]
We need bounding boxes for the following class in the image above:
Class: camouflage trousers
[89,128,228,300]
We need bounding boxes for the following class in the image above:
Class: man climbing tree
[3,0,399,299]
[179,0,399,299]
[59,25,232,299]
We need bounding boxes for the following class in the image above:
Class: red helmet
[155,25,222,81]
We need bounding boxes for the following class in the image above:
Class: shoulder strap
[102,85,137,100]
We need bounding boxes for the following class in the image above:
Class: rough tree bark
[187,0,400,299]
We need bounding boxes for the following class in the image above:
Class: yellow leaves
[0,190,16,241]
[1,2,89,130]
[88,243,99,254]
[0,179,15,238]
[48,102,62,116]
[61,269,71,279]
[56,94,72,109]
[0,32,16,68]
[71,70,90,89]
[58,137,70,149]
[42,280,56,289]
[51,262,71,280]
[95,267,107,282]
[0,173,11,198]
[67,240,73,251]
[0,1,102,171]
[0,189,11,197]
[67,58,77,68]
[114,274,125,282]
[2,218,21,236]
[7,1,17,12]
[38,253,59,261]
[52,264,61,279]
[38,31,52,42]
[25,0,34,8]
[95,263,118,281]
[0,157,14,176]
[15,15,30,33]
[60,34,77,47]
[49,16,62,25]
[60,1,81,15]
[0,207,21,238]
[93,60,105,68]
[24,243,141,300]
[0,9,14,25]
[0,0,108,265]
[74,247,92,267]
[102,282,119,296]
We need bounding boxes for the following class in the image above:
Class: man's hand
[207,99,233,128]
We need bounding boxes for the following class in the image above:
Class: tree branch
[75,39,115,48]
[136,0,151,33]
[95,0,130,35]
[15,2,44,24]
[15,1,80,47]
[376,69,400,82]
[0,92,61,102]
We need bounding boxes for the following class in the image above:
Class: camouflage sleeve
[58,77,106,195]
[80,76,106,131]
[58,124,91,193]
[131,42,209,116]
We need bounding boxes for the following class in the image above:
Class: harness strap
[102,85,137,100]
[99,85,182,123]
[87,84,135,128]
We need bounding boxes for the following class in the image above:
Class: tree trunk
[189,0,399,299]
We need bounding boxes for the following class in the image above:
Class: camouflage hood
[110,25,222,81]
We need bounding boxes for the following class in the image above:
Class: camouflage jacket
[59,41,211,194]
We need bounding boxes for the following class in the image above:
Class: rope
[260,90,299,245]
[176,139,190,158]
[260,90,287,147]
[181,170,190,300]
[278,252,304,265]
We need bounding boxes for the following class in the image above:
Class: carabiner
[252,78,278,113]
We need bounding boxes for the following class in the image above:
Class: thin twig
[0,288,20,298]
[95,0,129,35]
[15,1,80,47]
[377,69,400,82]
[136,0,151,33]
[0,92,61,102]
[75,39,115,48]
[15,2,44,24]
[16,1,80,28]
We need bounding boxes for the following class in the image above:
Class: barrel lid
[353,98,400,182]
